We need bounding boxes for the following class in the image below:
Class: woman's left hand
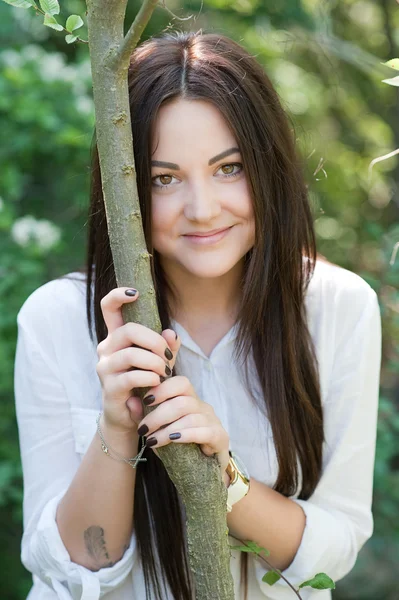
[137,375,231,480]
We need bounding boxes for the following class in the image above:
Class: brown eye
[159,175,173,185]
[152,173,175,188]
[221,164,235,175]
[219,163,243,178]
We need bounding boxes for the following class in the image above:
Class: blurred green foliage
[0,1,398,599]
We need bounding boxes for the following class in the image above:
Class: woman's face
[150,98,255,279]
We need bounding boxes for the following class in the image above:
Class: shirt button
[205,361,212,371]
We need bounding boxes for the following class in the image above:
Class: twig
[158,0,194,21]
[390,241,399,266]
[117,0,159,68]
[233,537,303,599]
[368,147,399,184]
[313,157,327,180]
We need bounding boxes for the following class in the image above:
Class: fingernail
[165,364,172,376]
[146,437,157,447]
[143,394,156,406]
[160,376,166,383]
[169,432,181,440]
[175,332,178,340]
[125,289,137,296]
[137,424,149,436]
[165,347,173,360]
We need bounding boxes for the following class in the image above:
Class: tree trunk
[85,1,235,598]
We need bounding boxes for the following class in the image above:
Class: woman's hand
[96,286,179,435]
[137,376,231,477]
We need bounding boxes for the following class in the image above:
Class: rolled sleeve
[253,285,382,596]
[23,489,136,600]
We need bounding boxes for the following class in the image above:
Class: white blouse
[14,258,382,600]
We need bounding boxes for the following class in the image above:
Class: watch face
[231,451,250,479]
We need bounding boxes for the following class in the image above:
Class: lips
[183,226,233,246]
[184,227,231,237]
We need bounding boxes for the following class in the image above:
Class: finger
[161,329,181,363]
[151,413,208,440]
[140,375,194,407]
[125,395,144,423]
[100,346,170,380]
[101,322,173,365]
[100,287,140,334]
[147,425,227,457]
[108,369,161,398]
[138,394,201,437]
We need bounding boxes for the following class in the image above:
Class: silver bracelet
[96,412,147,469]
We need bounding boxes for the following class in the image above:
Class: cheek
[151,197,179,247]
[151,198,172,229]
[232,181,255,222]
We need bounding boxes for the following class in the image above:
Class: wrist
[100,414,140,450]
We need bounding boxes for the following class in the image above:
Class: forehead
[151,98,237,154]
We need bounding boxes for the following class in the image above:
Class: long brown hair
[79,29,324,600]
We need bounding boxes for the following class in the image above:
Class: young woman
[15,30,382,600]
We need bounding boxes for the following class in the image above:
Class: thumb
[125,395,144,425]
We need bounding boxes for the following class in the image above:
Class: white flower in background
[1,49,23,69]
[11,216,36,247]
[76,95,93,115]
[39,53,67,82]
[21,45,43,63]
[11,216,61,251]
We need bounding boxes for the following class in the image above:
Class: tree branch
[85,1,236,597]
[117,0,159,69]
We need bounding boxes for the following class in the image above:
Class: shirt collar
[170,318,239,361]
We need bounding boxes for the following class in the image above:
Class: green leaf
[246,541,262,555]
[65,34,78,44]
[1,0,33,8]
[230,541,271,556]
[66,14,84,32]
[43,13,63,31]
[382,59,399,71]
[382,76,399,87]
[262,570,281,585]
[39,0,59,15]
[299,573,336,590]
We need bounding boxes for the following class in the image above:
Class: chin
[180,260,240,278]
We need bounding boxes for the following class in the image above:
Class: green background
[1,1,398,598]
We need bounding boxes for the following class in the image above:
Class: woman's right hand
[96,287,180,435]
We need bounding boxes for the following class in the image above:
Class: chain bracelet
[96,412,147,469]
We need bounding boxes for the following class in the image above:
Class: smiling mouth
[183,226,234,245]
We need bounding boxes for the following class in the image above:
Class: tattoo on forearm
[84,526,129,569]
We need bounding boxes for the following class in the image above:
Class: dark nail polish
[165,364,172,376]
[160,376,166,383]
[143,394,156,406]
[165,347,173,360]
[169,432,181,440]
[137,424,149,436]
[125,289,137,296]
[146,437,157,447]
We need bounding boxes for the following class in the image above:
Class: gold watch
[225,450,250,512]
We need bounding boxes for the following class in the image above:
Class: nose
[184,179,222,223]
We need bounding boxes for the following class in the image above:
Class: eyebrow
[151,146,241,170]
